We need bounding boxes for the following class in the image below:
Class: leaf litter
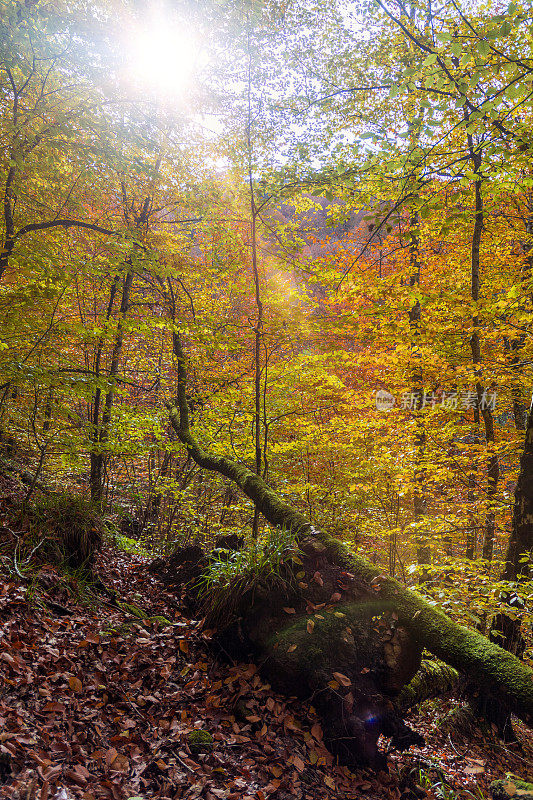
[0,546,532,800]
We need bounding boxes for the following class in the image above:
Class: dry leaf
[292,755,305,773]
[68,676,82,693]
[311,723,323,740]
[332,671,351,687]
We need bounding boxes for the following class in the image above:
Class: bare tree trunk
[408,208,429,566]
[90,270,133,502]
[245,25,264,538]
[466,137,500,561]
[90,274,120,501]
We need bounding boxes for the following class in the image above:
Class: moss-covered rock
[187,730,214,755]
[491,778,533,800]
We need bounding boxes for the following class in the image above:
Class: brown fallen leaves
[0,546,532,800]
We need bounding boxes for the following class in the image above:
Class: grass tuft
[195,526,299,628]
[26,493,104,572]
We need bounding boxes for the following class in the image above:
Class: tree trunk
[466,149,500,563]
[487,205,533,655]
[90,269,133,502]
[489,396,533,658]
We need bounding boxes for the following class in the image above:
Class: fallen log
[164,331,533,767]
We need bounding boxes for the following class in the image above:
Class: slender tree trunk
[246,25,264,538]
[90,274,120,501]
[1,68,20,282]
[405,24,429,567]
[465,473,477,559]
[1,166,16,282]
[90,269,133,502]
[408,208,429,566]
[504,401,533,582]
[467,138,500,562]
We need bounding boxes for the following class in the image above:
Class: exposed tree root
[397,659,460,712]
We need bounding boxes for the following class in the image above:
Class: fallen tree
[163,331,533,767]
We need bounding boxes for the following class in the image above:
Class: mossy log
[168,393,533,721]
[155,540,424,768]
[165,332,533,766]
[263,601,424,768]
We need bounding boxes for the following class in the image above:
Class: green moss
[301,532,533,721]
[397,659,459,711]
[146,615,172,626]
[118,602,147,619]
[270,600,395,677]
[187,730,214,754]
[169,359,533,724]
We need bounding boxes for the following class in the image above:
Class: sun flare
[125,7,199,100]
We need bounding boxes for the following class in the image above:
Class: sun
[125,6,199,101]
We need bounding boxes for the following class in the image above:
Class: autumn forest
[1,0,533,798]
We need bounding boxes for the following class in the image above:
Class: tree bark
[466,139,500,562]
[90,269,133,502]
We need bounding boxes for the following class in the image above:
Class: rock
[491,778,533,800]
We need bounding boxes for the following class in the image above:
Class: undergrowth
[25,493,104,571]
[113,533,152,558]
[196,526,300,627]
[416,766,487,800]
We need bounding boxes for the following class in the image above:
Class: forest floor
[1,544,532,800]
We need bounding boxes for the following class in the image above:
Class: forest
[1,0,533,798]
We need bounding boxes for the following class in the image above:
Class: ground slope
[0,547,531,800]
